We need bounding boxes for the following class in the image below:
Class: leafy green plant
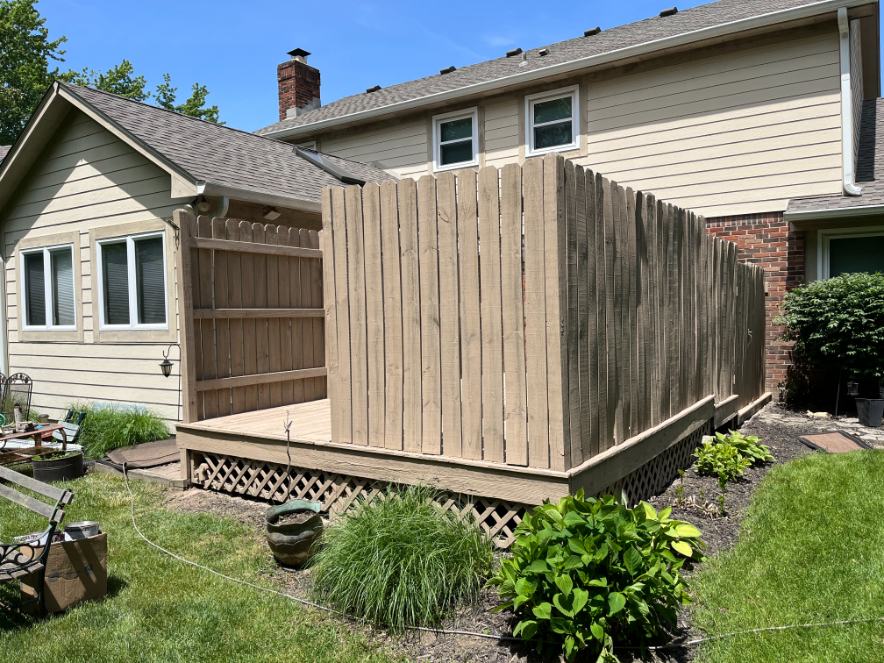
[311,484,493,631]
[717,475,727,517]
[488,492,705,662]
[66,401,170,458]
[694,431,774,483]
[674,470,686,507]
[778,272,884,380]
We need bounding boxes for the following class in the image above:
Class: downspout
[839,7,862,196]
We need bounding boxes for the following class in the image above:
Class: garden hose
[120,464,884,652]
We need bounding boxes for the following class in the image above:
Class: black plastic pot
[265,499,323,566]
[32,453,84,483]
[856,399,884,428]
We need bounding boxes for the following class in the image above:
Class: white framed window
[432,107,479,172]
[20,244,77,331]
[96,231,168,331]
[817,226,884,280]
[525,85,580,156]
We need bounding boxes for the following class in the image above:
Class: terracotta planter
[32,453,84,483]
[265,499,323,566]
[856,399,884,428]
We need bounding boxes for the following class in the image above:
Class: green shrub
[488,492,704,662]
[66,401,171,458]
[311,485,493,631]
[778,272,884,380]
[694,431,774,482]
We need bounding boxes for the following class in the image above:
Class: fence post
[174,210,199,424]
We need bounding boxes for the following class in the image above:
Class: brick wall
[705,212,804,394]
[277,60,321,121]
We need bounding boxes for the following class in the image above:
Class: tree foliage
[0,0,222,145]
[778,272,884,380]
[0,0,67,144]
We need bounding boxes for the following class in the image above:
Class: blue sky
[41,0,877,132]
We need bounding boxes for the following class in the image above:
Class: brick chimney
[278,48,321,121]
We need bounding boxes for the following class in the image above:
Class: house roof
[0,146,9,164]
[0,82,394,217]
[60,83,395,202]
[256,0,864,139]
[787,98,884,217]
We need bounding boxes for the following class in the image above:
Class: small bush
[694,431,774,482]
[489,492,704,662]
[67,401,171,458]
[778,272,884,380]
[311,485,493,631]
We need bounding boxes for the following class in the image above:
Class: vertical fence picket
[417,175,442,455]
[585,169,600,460]
[289,228,305,405]
[211,218,232,416]
[331,187,353,444]
[380,180,403,451]
[565,160,583,468]
[276,225,294,407]
[363,182,386,447]
[575,165,591,466]
[398,179,422,454]
[320,189,340,443]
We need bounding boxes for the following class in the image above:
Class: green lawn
[0,473,402,663]
[692,450,884,663]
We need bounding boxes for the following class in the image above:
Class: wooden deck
[178,399,333,444]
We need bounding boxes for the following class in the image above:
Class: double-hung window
[96,232,167,330]
[433,108,479,172]
[818,226,884,279]
[525,86,580,156]
[20,245,77,331]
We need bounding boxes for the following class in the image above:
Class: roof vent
[506,47,522,57]
[584,27,601,37]
[440,66,456,75]
[538,48,549,56]
[659,7,678,17]
[365,85,381,93]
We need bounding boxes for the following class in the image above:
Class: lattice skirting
[189,420,711,548]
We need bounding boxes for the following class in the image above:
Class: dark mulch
[163,403,819,663]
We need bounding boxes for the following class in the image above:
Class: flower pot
[265,499,323,567]
[32,453,84,483]
[856,399,884,428]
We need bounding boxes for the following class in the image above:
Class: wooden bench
[0,465,73,614]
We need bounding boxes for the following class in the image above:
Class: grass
[311,485,494,631]
[692,450,884,663]
[66,401,170,458]
[0,473,401,663]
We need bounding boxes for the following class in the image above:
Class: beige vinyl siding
[577,30,842,218]
[320,120,428,179]
[484,100,519,168]
[2,110,188,425]
[850,18,864,172]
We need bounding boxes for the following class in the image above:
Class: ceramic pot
[265,499,323,566]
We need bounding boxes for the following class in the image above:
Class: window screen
[135,236,165,324]
[102,241,130,325]
[50,248,75,326]
[24,252,46,327]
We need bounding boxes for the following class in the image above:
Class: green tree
[0,0,68,144]
[154,73,221,123]
[61,59,148,101]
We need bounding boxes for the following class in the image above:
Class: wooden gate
[174,211,326,423]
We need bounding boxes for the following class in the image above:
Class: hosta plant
[488,492,705,662]
[694,431,774,482]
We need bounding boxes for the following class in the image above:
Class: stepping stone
[798,432,873,453]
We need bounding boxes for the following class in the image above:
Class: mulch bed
[162,403,819,662]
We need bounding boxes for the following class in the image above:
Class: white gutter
[839,7,863,196]
[264,0,874,140]
[784,202,884,221]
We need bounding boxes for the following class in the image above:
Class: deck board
[183,399,333,443]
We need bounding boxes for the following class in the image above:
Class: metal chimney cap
[287,48,311,58]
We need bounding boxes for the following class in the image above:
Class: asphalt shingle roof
[787,99,884,214]
[256,0,827,136]
[62,83,395,204]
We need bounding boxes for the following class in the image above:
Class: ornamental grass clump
[489,492,705,662]
[66,401,170,458]
[311,485,494,631]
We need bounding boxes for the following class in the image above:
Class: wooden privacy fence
[174,210,327,423]
[321,154,765,472]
